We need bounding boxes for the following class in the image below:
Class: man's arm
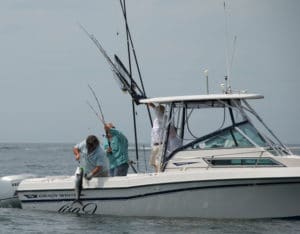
[85,166,102,180]
[103,140,112,154]
[148,102,155,108]
[73,147,80,161]
[91,166,101,175]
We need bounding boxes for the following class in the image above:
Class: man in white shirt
[149,103,166,172]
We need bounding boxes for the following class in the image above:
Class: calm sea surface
[1,143,300,234]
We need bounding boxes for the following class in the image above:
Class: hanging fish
[74,166,84,204]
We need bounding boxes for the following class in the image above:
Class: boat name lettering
[58,193,73,198]
[58,202,97,215]
[24,194,38,199]
[38,194,58,198]
[36,193,74,198]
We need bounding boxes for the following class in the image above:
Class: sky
[0,0,299,144]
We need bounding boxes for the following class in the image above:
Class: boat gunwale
[17,176,300,193]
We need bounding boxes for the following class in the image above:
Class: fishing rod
[79,22,140,172]
[87,84,138,173]
[88,84,106,124]
[78,23,122,83]
[86,84,114,152]
[86,100,105,125]
[78,23,145,103]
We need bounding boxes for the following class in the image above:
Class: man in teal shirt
[103,123,129,176]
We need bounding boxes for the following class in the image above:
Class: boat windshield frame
[158,97,292,171]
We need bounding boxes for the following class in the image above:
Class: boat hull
[17,171,300,218]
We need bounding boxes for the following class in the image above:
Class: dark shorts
[109,163,129,177]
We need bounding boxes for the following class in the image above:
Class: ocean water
[1,143,300,234]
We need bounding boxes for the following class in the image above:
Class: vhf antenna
[223,1,231,94]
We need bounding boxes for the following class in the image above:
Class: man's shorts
[149,144,163,167]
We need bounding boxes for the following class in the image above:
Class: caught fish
[74,167,83,204]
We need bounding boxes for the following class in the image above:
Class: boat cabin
[140,93,292,172]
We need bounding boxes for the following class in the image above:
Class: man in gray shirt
[73,135,108,179]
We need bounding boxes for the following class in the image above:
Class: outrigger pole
[119,0,153,127]
[79,2,152,170]
[120,0,139,170]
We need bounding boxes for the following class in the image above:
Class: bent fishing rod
[88,84,106,124]
[86,100,105,125]
[86,85,111,148]
[86,84,138,174]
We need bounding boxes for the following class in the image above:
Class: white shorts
[150,144,163,167]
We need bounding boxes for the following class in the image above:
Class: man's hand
[148,103,155,108]
[85,172,93,180]
[104,123,110,132]
[106,147,112,153]
[73,147,80,161]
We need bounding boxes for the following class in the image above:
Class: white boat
[17,93,300,218]
[14,1,300,219]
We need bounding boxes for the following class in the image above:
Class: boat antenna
[230,35,237,76]
[204,69,209,94]
[223,1,231,93]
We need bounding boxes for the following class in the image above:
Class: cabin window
[194,126,253,149]
[189,121,267,150]
[205,157,282,167]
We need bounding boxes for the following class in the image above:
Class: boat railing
[241,100,292,155]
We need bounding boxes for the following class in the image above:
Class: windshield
[189,121,267,150]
